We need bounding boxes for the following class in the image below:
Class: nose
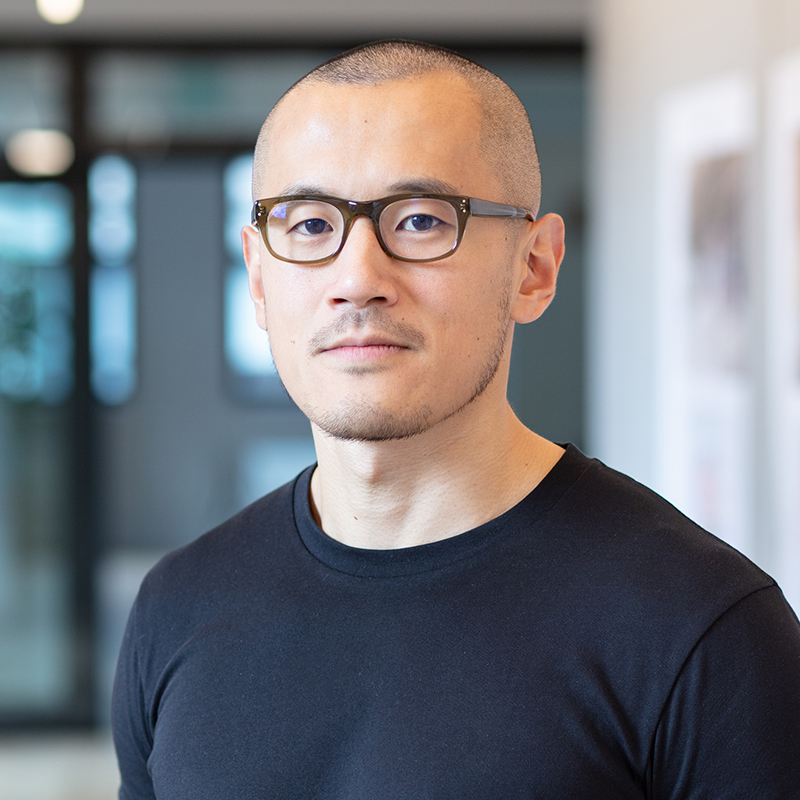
[325,216,399,309]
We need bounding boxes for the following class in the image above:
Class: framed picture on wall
[654,75,756,560]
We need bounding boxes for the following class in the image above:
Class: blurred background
[0,0,798,796]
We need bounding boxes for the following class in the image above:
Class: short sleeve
[112,598,158,800]
[648,585,800,799]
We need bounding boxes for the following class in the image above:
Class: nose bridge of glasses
[342,199,384,225]
[338,200,390,250]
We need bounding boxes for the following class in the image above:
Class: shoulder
[133,471,308,630]
[525,447,777,648]
[551,446,771,590]
[121,470,316,697]
[649,582,800,796]
[516,448,800,748]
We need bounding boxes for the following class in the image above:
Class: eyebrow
[385,178,460,195]
[278,183,327,196]
[276,177,461,199]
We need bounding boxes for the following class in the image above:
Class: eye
[279,201,340,238]
[398,213,442,233]
[294,218,332,236]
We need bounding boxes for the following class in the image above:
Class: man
[113,41,800,799]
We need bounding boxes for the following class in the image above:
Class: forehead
[260,72,497,199]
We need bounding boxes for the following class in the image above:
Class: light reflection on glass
[224,154,277,382]
[90,266,137,405]
[89,155,136,264]
[0,183,73,265]
[224,153,253,259]
[88,155,137,405]
[225,268,275,376]
[0,183,74,404]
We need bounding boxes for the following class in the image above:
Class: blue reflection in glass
[88,155,137,405]
[224,152,253,259]
[88,155,136,264]
[91,266,136,405]
[0,183,73,265]
[223,154,278,383]
[0,183,74,404]
[224,266,275,376]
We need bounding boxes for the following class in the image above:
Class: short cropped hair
[253,40,541,215]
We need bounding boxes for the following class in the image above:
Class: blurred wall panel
[589,0,800,603]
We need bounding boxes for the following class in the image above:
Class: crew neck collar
[292,443,591,578]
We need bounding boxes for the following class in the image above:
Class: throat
[307,419,564,550]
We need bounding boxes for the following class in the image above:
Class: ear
[509,213,565,325]
[242,225,268,331]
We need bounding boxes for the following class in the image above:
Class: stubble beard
[293,278,514,443]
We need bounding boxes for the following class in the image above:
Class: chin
[284,313,511,443]
[309,401,437,442]
[306,367,500,443]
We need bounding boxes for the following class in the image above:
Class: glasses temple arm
[468,198,534,220]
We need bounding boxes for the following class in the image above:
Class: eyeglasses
[251,194,535,264]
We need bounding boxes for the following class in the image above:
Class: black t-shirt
[113,445,800,799]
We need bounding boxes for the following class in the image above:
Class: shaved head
[252,40,541,214]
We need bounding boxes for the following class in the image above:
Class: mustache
[308,307,426,354]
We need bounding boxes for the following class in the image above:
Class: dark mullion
[65,44,97,726]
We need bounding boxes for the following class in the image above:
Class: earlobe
[510,213,565,325]
[242,226,268,331]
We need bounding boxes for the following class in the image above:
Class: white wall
[589,0,800,582]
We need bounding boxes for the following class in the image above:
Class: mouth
[326,334,409,350]
[307,309,426,359]
[320,334,412,360]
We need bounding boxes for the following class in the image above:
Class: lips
[323,334,410,352]
[306,309,426,356]
[317,335,412,363]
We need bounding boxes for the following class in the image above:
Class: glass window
[238,437,317,508]
[224,153,286,403]
[88,51,334,145]
[0,183,74,404]
[0,52,69,143]
[88,155,138,405]
[0,183,73,265]
[0,181,75,717]
[88,155,136,264]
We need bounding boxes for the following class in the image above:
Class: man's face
[244,72,530,441]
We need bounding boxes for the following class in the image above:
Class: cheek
[429,263,508,329]
[260,287,296,365]
[262,265,316,335]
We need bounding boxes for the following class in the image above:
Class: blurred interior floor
[0,732,118,800]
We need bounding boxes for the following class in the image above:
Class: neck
[308,392,563,550]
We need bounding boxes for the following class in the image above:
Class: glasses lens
[379,198,459,260]
[266,199,344,262]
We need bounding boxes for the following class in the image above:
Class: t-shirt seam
[643,580,779,788]
[132,599,156,751]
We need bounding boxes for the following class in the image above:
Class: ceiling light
[5,130,75,177]
[36,0,84,25]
